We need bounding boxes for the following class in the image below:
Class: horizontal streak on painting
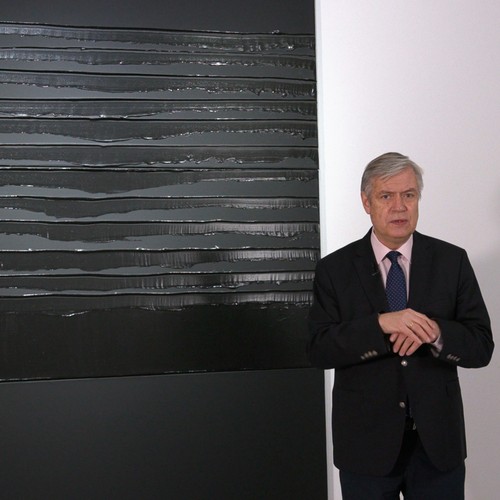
[0,197,319,222]
[0,220,318,239]
[0,145,318,168]
[0,169,318,197]
[0,23,315,53]
[0,99,317,120]
[0,49,315,79]
[0,290,314,312]
[0,270,315,293]
[0,248,319,273]
[0,118,318,145]
[1,70,315,99]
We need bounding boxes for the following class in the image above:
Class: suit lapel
[353,230,389,313]
[408,231,433,310]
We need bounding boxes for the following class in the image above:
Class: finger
[392,334,406,353]
[429,320,441,342]
[393,333,418,354]
[404,326,423,344]
[396,336,412,356]
[404,340,421,356]
[398,337,421,356]
[410,312,439,337]
[406,320,434,343]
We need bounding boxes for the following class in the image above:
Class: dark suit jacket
[308,230,493,476]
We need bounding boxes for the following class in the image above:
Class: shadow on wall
[461,239,499,499]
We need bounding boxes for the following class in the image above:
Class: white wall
[315,1,500,498]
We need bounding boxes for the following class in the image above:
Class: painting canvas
[0,1,318,380]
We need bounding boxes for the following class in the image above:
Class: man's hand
[378,308,441,356]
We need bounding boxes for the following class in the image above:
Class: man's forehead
[372,171,418,191]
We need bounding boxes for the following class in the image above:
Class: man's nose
[391,194,406,210]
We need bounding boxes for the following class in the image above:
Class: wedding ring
[407,322,414,329]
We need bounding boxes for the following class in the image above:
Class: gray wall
[316,1,499,498]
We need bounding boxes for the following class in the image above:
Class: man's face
[361,167,420,249]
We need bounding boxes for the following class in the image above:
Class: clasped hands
[378,308,441,356]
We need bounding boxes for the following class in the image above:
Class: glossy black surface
[0,305,311,380]
[0,369,327,500]
[0,1,318,380]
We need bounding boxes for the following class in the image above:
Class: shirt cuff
[430,335,443,356]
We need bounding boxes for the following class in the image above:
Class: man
[308,152,493,499]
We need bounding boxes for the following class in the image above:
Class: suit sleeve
[435,250,494,368]
[307,258,390,369]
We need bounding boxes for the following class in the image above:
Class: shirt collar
[370,229,413,265]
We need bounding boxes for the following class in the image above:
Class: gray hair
[361,152,424,198]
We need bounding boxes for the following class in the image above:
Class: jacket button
[401,360,408,367]
[399,401,406,409]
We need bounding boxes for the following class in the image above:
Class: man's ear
[361,191,371,214]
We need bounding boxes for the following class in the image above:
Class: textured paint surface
[0,22,318,379]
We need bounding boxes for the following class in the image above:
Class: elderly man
[308,152,493,499]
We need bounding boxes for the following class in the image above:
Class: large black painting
[0,2,318,380]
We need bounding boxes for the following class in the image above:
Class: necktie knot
[386,250,401,265]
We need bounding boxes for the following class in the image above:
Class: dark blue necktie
[385,251,407,311]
